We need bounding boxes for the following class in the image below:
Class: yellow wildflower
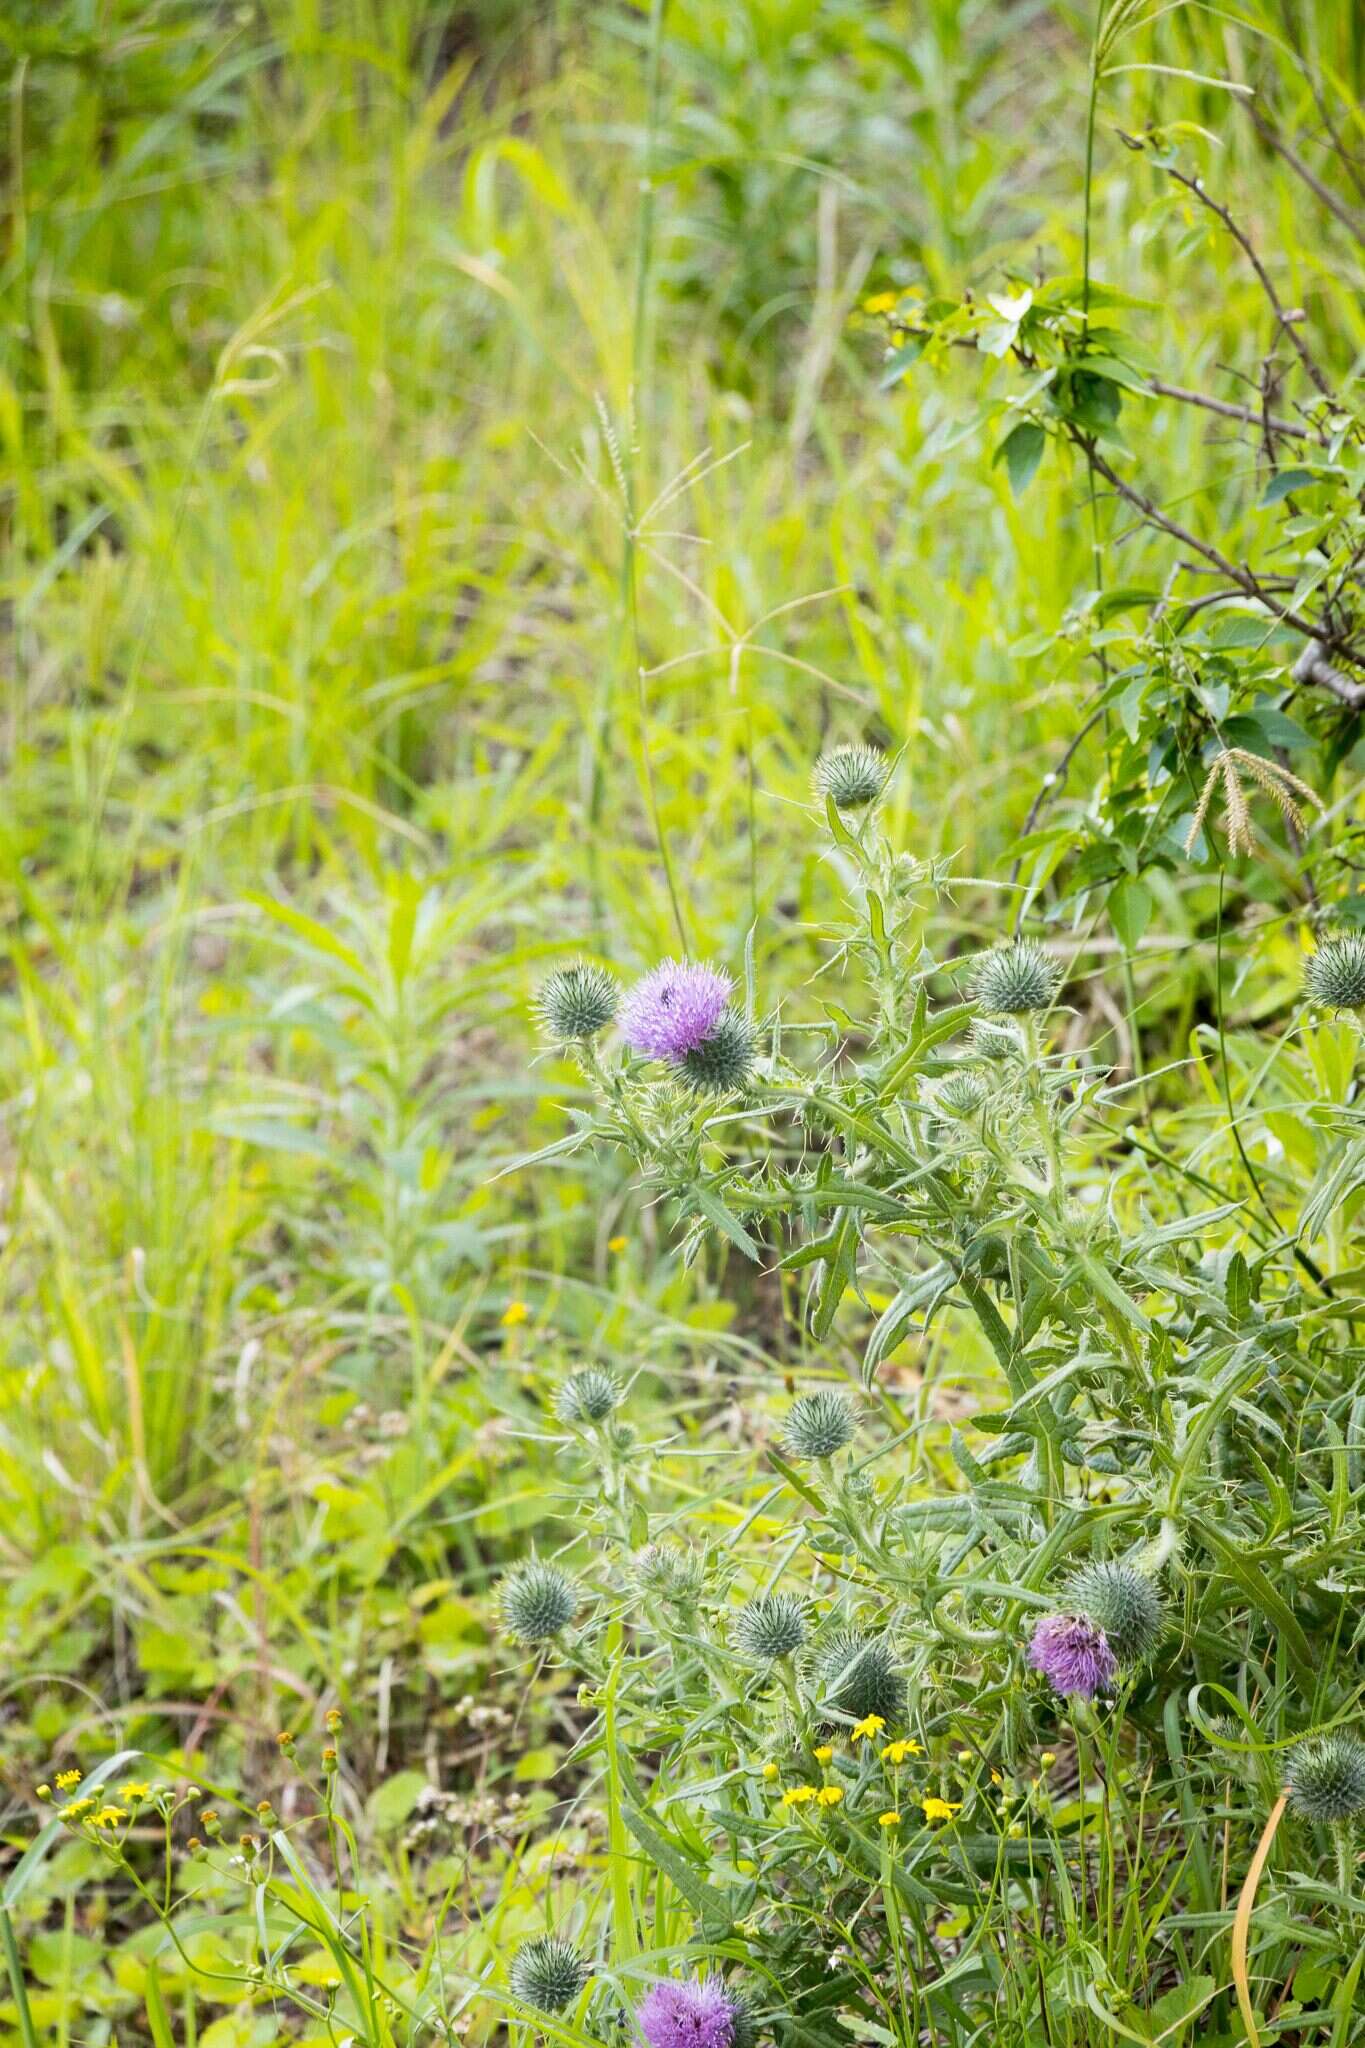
[607,1235,628,1253]
[880,1738,922,1765]
[119,1782,152,1802]
[990,1770,1004,1787]
[500,1301,529,1327]
[55,1769,82,1790]
[863,290,900,314]
[956,1749,973,1765]
[761,1762,778,1781]
[91,1805,127,1828]
[1040,1751,1057,1769]
[816,1786,844,1808]
[851,1715,886,1743]
[62,1797,94,1821]
[781,1785,816,1807]
[921,1796,962,1824]
[878,1811,901,1828]
[813,1744,834,1764]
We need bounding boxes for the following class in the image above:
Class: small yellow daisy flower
[863,290,900,314]
[62,1797,94,1821]
[91,1805,128,1828]
[990,1769,1004,1787]
[880,1738,922,1764]
[607,1235,628,1253]
[500,1301,529,1327]
[921,1796,962,1824]
[851,1715,886,1743]
[55,1769,82,1790]
[781,1785,816,1807]
[816,1786,844,1808]
[878,1811,900,1828]
[761,1762,778,1780]
[812,1744,834,1764]
[119,1782,152,1802]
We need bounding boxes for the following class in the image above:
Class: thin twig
[1157,157,1336,403]
[1147,377,1309,441]
[1246,104,1365,246]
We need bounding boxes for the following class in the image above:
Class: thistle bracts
[810,1628,904,1726]
[783,1390,856,1460]
[1286,1734,1365,1824]
[732,1593,808,1661]
[1304,934,1365,1012]
[814,743,888,811]
[971,940,1061,1016]
[535,964,618,1043]
[498,1560,578,1644]
[509,1936,589,2013]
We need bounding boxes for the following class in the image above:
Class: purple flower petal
[1027,1612,1117,1701]
[638,1980,736,2048]
[621,961,732,1063]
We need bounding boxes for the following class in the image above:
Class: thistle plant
[498,1560,578,1645]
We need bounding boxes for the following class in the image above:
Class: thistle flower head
[632,1542,705,1608]
[814,744,888,811]
[535,964,618,1043]
[509,1936,589,2013]
[499,1560,578,1644]
[732,1593,809,1661]
[1285,1733,1365,1823]
[1026,1612,1117,1701]
[783,1390,857,1461]
[1064,1561,1164,1664]
[811,1629,905,1726]
[1303,934,1365,1012]
[621,961,732,1063]
[971,940,1061,1016]
[555,1367,622,1425]
[638,1978,737,2048]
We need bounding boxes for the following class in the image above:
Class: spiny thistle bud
[934,1071,989,1117]
[814,743,888,811]
[1065,1561,1164,1664]
[681,1010,757,1094]
[1285,1733,1365,1824]
[536,964,618,1043]
[733,1593,809,1662]
[1303,935,1365,1012]
[969,1017,1024,1062]
[509,1935,589,2013]
[555,1367,622,1425]
[971,939,1061,1016]
[811,1629,904,1725]
[499,1560,578,1644]
[724,1988,758,2048]
[633,1542,706,1607]
[783,1390,857,1460]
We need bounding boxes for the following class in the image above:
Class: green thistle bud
[555,1368,622,1425]
[499,1560,578,1644]
[969,1017,1024,1062]
[509,1936,589,2013]
[632,1542,706,1607]
[1285,1733,1365,1824]
[733,1593,809,1661]
[724,1986,758,2048]
[814,743,888,811]
[783,1390,857,1460]
[1065,1561,1164,1664]
[681,1010,757,1094]
[971,940,1061,1016]
[934,1071,989,1117]
[535,964,618,1043]
[810,1628,904,1725]
[1303,935,1365,1012]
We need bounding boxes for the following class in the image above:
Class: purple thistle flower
[621,961,732,1064]
[1027,1612,1118,1701]
[638,1979,737,2048]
